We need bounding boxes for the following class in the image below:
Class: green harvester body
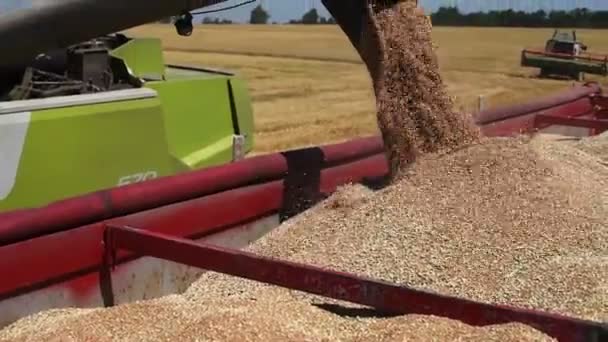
[0,0,394,213]
[0,37,254,212]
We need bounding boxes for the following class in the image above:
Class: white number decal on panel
[0,112,31,200]
[117,171,158,186]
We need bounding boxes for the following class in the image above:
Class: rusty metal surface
[104,225,608,342]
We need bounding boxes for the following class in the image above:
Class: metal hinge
[232,134,246,161]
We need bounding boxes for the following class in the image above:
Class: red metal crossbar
[103,225,607,342]
[533,114,608,135]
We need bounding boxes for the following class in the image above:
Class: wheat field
[126,24,608,153]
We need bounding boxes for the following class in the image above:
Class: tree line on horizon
[157,5,332,25]
[431,7,608,28]
[161,5,608,28]
[247,5,335,25]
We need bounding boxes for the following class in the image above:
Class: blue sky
[3,1,608,23]
[0,0,31,12]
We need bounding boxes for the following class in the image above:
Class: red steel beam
[476,83,599,126]
[534,114,608,134]
[0,153,287,245]
[479,97,594,137]
[105,225,608,342]
[320,154,388,194]
[321,136,384,166]
[0,135,386,245]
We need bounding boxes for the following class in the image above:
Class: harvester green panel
[0,38,255,213]
[0,95,175,211]
[111,38,166,80]
[146,77,238,169]
[229,78,255,152]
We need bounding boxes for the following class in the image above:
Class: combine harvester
[521,30,608,81]
[0,1,256,212]
[0,1,607,341]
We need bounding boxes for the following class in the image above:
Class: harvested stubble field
[126,24,608,153]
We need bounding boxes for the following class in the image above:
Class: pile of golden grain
[0,1,606,341]
[1,133,605,342]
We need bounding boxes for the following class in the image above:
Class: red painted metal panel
[476,83,600,126]
[534,115,608,133]
[320,154,388,194]
[321,136,384,165]
[0,223,106,299]
[0,148,391,300]
[480,97,594,136]
[0,136,387,246]
[0,154,287,245]
[105,226,608,342]
[0,182,282,299]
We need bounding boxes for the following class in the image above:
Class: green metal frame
[0,37,255,212]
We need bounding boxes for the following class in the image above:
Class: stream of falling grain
[366,0,480,176]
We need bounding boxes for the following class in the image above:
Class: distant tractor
[521,30,608,81]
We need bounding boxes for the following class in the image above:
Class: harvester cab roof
[545,30,587,55]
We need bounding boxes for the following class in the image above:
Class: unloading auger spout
[0,0,403,78]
